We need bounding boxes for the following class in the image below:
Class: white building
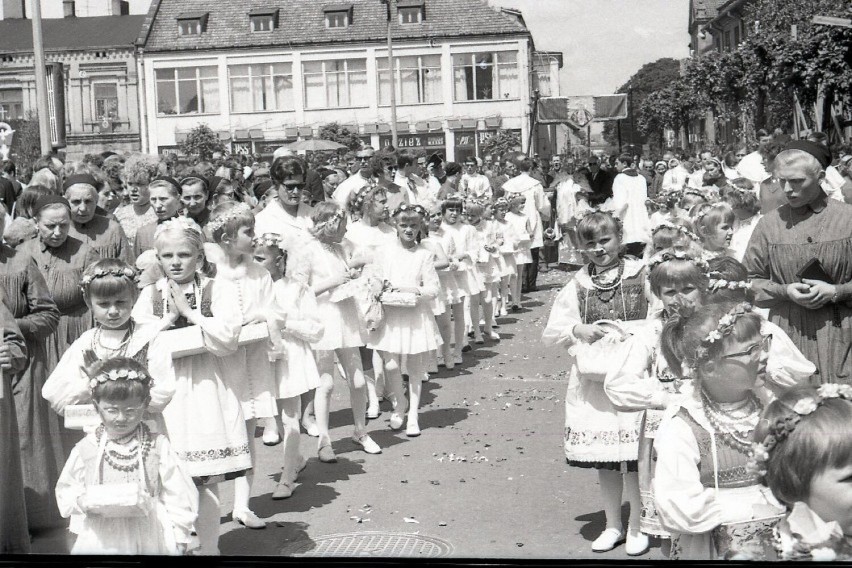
[0,0,150,19]
[137,0,559,161]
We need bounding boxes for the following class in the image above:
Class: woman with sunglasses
[254,157,316,256]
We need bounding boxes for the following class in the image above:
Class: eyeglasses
[97,403,146,419]
[719,334,772,361]
[281,183,305,193]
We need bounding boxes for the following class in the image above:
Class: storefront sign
[231,141,252,155]
[380,133,445,150]
[454,131,476,148]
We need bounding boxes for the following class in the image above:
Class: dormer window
[398,0,424,24]
[323,4,352,29]
[249,9,279,32]
[177,12,208,36]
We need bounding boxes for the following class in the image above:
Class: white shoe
[487,330,500,341]
[262,429,281,446]
[302,419,319,437]
[406,420,421,437]
[625,530,649,556]
[454,355,464,365]
[591,528,625,552]
[352,434,382,454]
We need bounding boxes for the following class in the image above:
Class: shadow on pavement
[219,519,314,556]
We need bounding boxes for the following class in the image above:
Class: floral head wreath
[578,207,624,233]
[646,250,710,274]
[350,183,382,213]
[748,383,852,480]
[154,216,202,239]
[707,271,753,293]
[494,197,510,209]
[692,202,727,227]
[88,367,153,393]
[682,188,707,199]
[684,302,753,374]
[207,202,253,235]
[252,232,284,250]
[314,210,345,233]
[392,203,427,218]
[80,266,138,291]
[651,221,700,242]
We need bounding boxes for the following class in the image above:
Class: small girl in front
[252,233,323,500]
[55,357,197,555]
[43,259,177,435]
[541,210,650,556]
[492,198,519,318]
[205,202,283,530]
[654,301,786,560]
[691,202,736,261]
[729,385,852,560]
[421,210,457,370]
[506,194,532,311]
[368,204,442,437]
[132,217,249,556]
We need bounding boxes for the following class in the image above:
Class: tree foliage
[180,124,226,161]
[8,112,42,170]
[318,122,364,151]
[480,129,522,159]
[634,0,851,148]
[602,58,682,148]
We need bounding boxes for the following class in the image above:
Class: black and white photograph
[0,0,851,561]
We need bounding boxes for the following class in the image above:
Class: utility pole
[31,0,53,154]
[382,0,399,149]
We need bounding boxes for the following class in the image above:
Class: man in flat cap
[744,140,852,383]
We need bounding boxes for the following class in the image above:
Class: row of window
[178,5,424,37]
[0,84,119,122]
[155,52,520,116]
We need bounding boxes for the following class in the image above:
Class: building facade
[0,14,146,158]
[137,0,557,162]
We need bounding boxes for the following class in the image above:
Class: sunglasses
[719,334,772,361]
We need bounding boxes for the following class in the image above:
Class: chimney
[111,0,130,15]
[63,0,75,17]
[1,0,25,19]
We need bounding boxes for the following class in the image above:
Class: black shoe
[462,344,472,352]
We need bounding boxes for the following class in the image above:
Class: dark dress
[68,214,132,264]
[0,243,62,532]
[744,198,852,383]
[0,299,31,552]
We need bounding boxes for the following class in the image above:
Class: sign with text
[380,133,446,150]
[538,95,628,125]
[454,131,476,148]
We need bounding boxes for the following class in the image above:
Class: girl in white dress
[131,217,248,556]
[368,204,442,436]
[252,233,323,500]
[720,180,762,263]
[55,357,197,555]
[433,195,477,363]
[541,211,651,555]
[465,200,500,342]
[654,302,786,560]
[421,210,456,370]
[492,198,519,318]
[43,259,176,435]
[289,202,381,463]
[506,195,533,311]
[204,202,283,530]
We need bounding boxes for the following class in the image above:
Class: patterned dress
[0,242,63,531]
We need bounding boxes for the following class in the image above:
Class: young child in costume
[465,200,500,343]
[506,194,533,311]
[653,301,787,560]
[542,210,651,555]
[55,357,197,555]
[691,202,736,261]
[421,209,457,370]
[131,217,248,555]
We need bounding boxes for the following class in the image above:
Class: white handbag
[572,320,633,381]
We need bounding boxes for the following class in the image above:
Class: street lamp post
[30,0,53,154]
[381,0,399,150]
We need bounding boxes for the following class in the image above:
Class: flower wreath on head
[206,202,253,235]
[80,266,138,291]
[313,210,345,233]
[154,215,203,239]
[651,221,700,243]
[349,182,382,214]
[646,249,710,274]
[392,203,427,218]
[578,207,624,233]
[707,271,753,293]
[747,384,852,480]
[88,367,153,393]
[692,201,727,227]
[493,197,510,209]
[682,302,753,376]
[252,232,284,250]
[682,188,708,200]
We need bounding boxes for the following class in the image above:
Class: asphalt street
[211,267,667,561]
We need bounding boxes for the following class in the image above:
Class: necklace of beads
[701,390,763,453]
[92,321,135,360]
[589,259,624,291]
[96,422,152,473]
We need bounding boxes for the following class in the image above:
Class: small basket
[380,291,418,307]
[712,514,784,556]
[85,483,154,518]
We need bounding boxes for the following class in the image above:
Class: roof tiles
[140,0,528,53]
[0,15,146,54]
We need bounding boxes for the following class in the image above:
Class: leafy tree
[602,58,682,148]
[318,122,364,151]
[180,124,225,161]
[480,129,522,159]
[8,112,42,170]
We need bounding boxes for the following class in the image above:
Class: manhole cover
[280,531,454,558]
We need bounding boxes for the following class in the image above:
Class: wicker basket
[713,514,784,557]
